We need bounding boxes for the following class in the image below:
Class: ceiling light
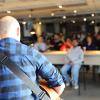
[51,13,54,16]
[83,18,87,22]
[62,16,66,19]
[91,20,95,24]
[58,5,62,9]
[72,20,76,23]
[22,21,26,25]
[30,31,35,34]
[39,22,42,25]
[73,10,77,14]
[91,13,95,17]
[30,28,35,34]
[7,10,11,14]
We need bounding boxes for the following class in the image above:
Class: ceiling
[0,0,100,20]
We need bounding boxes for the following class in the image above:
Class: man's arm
[32,49,65,95]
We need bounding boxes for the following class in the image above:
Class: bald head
[0,16,20,41]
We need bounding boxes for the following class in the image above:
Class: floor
[60,72,100,100]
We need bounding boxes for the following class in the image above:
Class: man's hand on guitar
[53,83,65,96]
[39,80,65,100]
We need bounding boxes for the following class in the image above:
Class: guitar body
[39,80,61,100]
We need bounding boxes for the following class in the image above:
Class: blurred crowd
[30,31,100,73]
[30,31,100,52]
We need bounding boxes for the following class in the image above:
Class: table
[44,50,100,82]
[43,51,100,66]
[44,50,100,95]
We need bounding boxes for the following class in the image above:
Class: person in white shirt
[60,38,84,89]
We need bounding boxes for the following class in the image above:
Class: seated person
[60,37,73,51]
[95,33,100,77]
[52,33,63,50]
[34,35,47,52]
[83,35,96,50]
[60,38,84,89]
[83,35,96,72]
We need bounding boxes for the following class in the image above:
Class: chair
[78,64,87,95]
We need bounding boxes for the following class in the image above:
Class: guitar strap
[0,53,50,100]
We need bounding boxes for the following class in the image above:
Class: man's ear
[17,27,19,36]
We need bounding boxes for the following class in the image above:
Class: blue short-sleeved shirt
[0,38,64,100]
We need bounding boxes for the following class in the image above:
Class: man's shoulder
[16,42,38,56]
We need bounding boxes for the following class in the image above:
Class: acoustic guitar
[39,80,61,100]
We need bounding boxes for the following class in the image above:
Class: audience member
[83,35,96,72]
[95,33,100,50]
[60,37,73,51]
[60,38,84,89]
[95,32,100,76]
[34,35,47,52]
[52,33,63,50]
[83,35,96,50]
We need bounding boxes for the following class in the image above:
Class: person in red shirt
[60,38,73,51]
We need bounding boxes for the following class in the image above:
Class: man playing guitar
[0,16,65,100]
